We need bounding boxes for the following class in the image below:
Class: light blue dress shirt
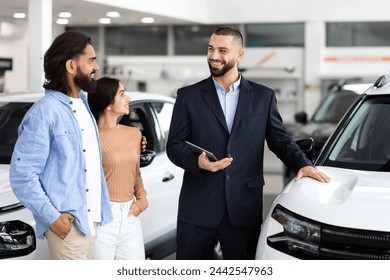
[213,76,241,133]
[9,90,113,239]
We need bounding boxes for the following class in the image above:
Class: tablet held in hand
[185,141,218,162]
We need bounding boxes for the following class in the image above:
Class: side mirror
[294,111,308,124]
[140,149,156,167]
[296,137,315,163]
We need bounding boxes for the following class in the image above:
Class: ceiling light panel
[58,12,72,18]
[106,11,120,18]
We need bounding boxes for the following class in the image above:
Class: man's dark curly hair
[43,30,92,95]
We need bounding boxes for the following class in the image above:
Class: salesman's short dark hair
[213,26,244,47]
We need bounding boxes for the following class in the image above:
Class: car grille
[267,205,390,260]
[320,226,390,260]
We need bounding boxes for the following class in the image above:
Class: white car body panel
[276,166,390,230]
[0,165,18,206]
[139,152,181,244]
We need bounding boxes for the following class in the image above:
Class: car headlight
[0,220,36,259]
[267,205,321,259]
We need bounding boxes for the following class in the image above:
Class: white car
[0,91,183,260]
[256,73,390,260]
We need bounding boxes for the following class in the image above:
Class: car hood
[0,164,20,208]
[292,122,336,140]
[276,166,390,231]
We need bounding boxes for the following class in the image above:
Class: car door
[119,100,182,248]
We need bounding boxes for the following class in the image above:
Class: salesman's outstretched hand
[198,152,233,172]
[295,166,330,183]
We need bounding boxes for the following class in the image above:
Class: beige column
[304,21,325,117]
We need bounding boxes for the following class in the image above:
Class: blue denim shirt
[9,90,113,239]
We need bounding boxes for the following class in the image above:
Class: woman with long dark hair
[88,77,148,260]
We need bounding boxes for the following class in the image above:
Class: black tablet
[185,141,218,162]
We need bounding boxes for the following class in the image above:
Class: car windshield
[324,96,390,171]
[0,102,33,164]
[312,90,359,123]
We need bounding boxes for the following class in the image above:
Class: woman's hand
[128,204,142,218]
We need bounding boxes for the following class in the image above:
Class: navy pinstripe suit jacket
[166,76,311,229]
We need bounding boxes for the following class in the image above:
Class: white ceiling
[2,0,390,28]
[0,0,195,26]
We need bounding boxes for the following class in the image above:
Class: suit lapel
[202,77,229,133]
[230,77,253,134]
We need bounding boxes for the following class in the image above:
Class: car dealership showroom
[1,0,390,277]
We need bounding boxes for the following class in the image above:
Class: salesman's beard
[208,59,235,77]
[74,67,97,93]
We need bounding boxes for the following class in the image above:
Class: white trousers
[92,200,145,260]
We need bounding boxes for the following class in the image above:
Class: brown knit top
[98,124,148,211]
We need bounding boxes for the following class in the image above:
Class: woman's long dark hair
[43,30,92,95]
[88,77,120,122]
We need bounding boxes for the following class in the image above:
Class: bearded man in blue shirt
[9,31,113,260]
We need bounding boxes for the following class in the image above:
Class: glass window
[245,23,305,47]
[105,26,168,55]
[174,25,239,55]
[312,90,359,123]
[327,22,390,47]
[66,26,100,51]
[326,97,390,171]
[151,102,174,150]
[0,102,33,164]
[119,102,161,153]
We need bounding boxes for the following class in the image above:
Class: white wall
[207,0,390,23]
[92,0,390,24]
[88,0,211,23]
[106,56,209,97]
[0,22,64,93]
[322,48,390,79]
[0,23,29,93]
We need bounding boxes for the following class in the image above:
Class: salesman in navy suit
[166,26,330,260]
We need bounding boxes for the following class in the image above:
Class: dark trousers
[176,209,261,260]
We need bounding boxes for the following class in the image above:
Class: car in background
[256,73,390,260]
[283,78,372,184]
[0,91,183,260]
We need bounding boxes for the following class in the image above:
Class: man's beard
[208,59,235,77]
[74,68,97,93]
